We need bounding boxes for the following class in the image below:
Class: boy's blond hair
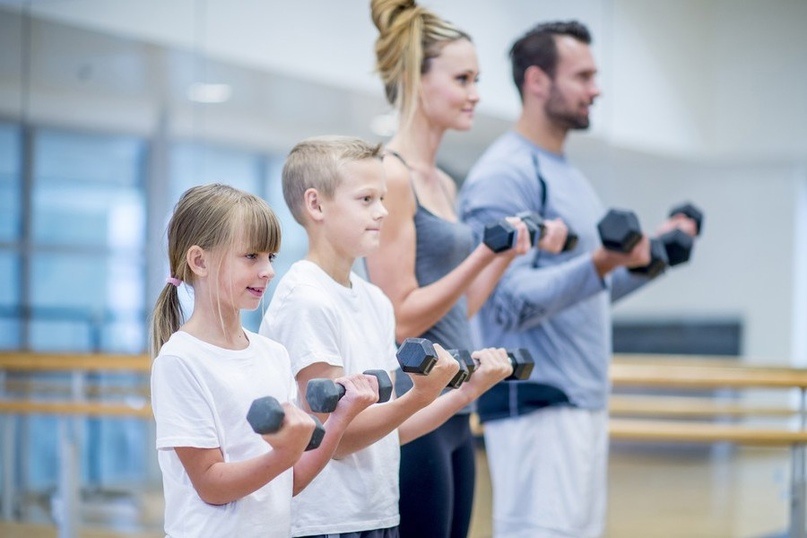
[282,135,384,225]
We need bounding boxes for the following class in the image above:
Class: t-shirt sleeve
[263,283,344,376]
[151,353,220,450]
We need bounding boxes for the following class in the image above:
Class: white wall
[2,0,806,362]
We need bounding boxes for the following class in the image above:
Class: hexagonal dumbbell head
[396,338,438,375]
[562,232,579,252]
[598,209,642,253]
[629,237,669,278]
[305,415,326,451]
[247,396,285,435]
[445,349,470,389]
[505,348,535,381]
[660,229,694,266]
[483,220,517,253]
[669,202,703,236]
[453,349,476,377]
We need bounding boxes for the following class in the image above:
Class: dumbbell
[483,219,518,253]
[662,202,704,266]
[598,209,668,277]
[246,396,325,451]
[445,349,474,388]
[448,347,534,382]
[517,211,579,252]
[396,337,440,375]
[396,338,465,389]
[306,370,393,413]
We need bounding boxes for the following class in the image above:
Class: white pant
[483,407,608,538]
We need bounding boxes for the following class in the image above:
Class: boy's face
[321,158,388,259]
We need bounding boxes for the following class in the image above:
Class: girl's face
[213,242,276,313]
[419,38,480,132]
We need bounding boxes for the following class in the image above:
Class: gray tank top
[387,151,476,397]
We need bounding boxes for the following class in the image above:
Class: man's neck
[515,113,567,156]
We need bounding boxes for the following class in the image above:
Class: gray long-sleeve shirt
[459,131,650,415]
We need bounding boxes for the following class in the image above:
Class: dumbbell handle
[517,211,578,252]
[307,370,393,413]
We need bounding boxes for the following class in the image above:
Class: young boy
[259,136,512,537]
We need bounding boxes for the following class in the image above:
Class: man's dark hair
[509,21,592,98]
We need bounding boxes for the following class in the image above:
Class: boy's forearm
[330,389,433,458]
[292,412,353,494]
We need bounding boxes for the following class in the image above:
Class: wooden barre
[0,352,151,372]
[609,395,799,418]
[2,379,150,398]
[610,361,807,389]
[609,418,807,446]
[0,399,153,418]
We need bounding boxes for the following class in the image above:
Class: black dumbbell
[517,211,578,252]
[246,396,325,451]
[449,347,534,382]
[445,349,472,388]
[396,337,440,375]
[662,202,703,266]
[306,370,393,413]
[598,209,667,277]
[669,202,703,236]
[598,209,642,253]
[505,348,535,381]
[483,219,517,253]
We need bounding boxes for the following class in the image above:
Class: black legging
[398,413,476,538]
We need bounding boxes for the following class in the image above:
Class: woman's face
[419,38,480,132]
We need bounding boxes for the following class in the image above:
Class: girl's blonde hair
[149,183,281,357]
[371,0,471,130]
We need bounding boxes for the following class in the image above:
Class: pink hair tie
[166,277,182,287]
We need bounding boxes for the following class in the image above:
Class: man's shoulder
[467,132,535,184]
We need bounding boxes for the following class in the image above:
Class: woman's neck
[388,113,445,169]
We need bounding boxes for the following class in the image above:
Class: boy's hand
[260,403,316,465]
[408,343,460,405]
[330,373,380,421]
[459,347,512,399]
[537,218,570,254]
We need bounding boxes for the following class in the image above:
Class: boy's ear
[524,65,551,100]
[186,245,208,277]
[303,188,326,222]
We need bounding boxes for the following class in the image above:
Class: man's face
[544,35,601,130]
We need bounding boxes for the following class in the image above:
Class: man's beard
[545,84,591,130]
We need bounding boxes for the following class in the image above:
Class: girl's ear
[303,188,326,222]
[186,245,208,277]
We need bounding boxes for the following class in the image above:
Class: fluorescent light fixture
[187,83,232,104]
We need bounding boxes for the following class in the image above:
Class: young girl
[150,183,377,538]
[366,1,571,537]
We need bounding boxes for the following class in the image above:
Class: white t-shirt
[151,329,297,538]
[260,260,401,536]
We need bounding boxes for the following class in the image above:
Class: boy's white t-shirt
[260,259,401,536]
[151,329,297,538]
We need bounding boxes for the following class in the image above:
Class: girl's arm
[174,402,316,505]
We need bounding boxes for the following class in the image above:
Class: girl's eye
[268,253,277,262]
[246,253,257,260]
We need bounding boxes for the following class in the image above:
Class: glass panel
[170,141,263,205]
[32,129,145,248]
[0,123,21,242]
[29,253,145,352]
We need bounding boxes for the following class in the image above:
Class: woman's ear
[303,188,326,222]
[186,245,208,277]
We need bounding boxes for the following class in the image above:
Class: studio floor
[0,444,794,538]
